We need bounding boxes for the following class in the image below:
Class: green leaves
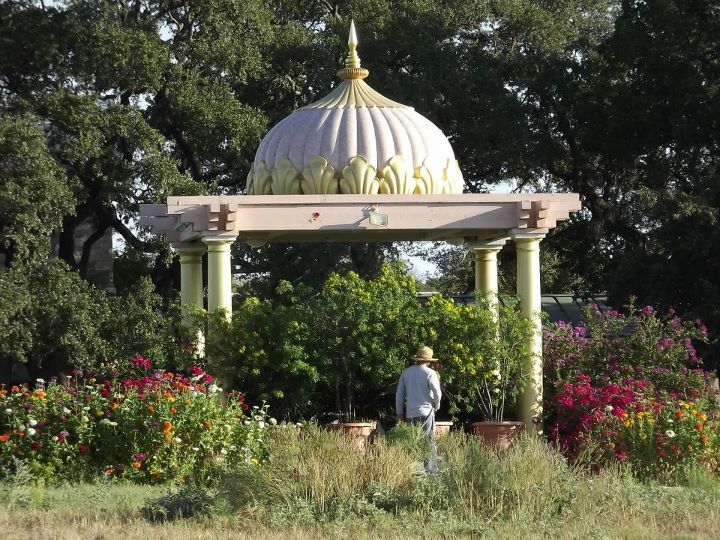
[0,114,75,267]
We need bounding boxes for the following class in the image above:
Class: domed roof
[247,23,463,196]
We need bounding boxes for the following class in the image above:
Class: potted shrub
[425,296,532,449]
[303,267,424,446]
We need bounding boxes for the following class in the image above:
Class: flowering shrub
[551,378,719,479]
[423,295,533,421]
[0,358,269,483]
[545,304,708,396]
[545,304,715,480]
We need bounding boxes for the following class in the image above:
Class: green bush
[141,485,215,522]
[0,261,181,376]
[197,264,532,423]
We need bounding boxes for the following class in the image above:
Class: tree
[0,115,75,268]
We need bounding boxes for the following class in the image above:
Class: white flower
[605,405,614,413]
[208,384,219,393]
[220,449,228,455]
[257,421,265,429]
[491,369,501,378]
[174,437,182,443]
[81,416,89,423]
[28,419,37,427]
[190,391,199,397]
[82,406,90,411]
[492,388,500,394]
[269,417,277,426]
[243,420,250,426]
[99,419,117,426]
[295,422,303,428]
[229,445,237,451]
[26,428,36,436]
[667,419,674,424]
[62,407,71,415]
[52,436,59,442]
[109,421,117,426]
[4,409,13,416]
[665,430,676,438]
[36,378,45,384]
[192,447,200,451]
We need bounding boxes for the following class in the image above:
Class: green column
[513,232,545,432]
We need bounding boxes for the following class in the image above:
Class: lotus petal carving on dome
[379,156,416,195]
[414,161,445,194]
[248,161,272,195]
[444,159,464,193]
[246,165,256,195]
[340,156,380,195]
[301,156,339,195]
[272,158,302,195]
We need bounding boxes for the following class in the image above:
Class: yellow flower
[96,410,104,417]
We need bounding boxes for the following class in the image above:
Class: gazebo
[140,23,581,429]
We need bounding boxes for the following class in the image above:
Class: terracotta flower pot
[470,421,524,450]
[323,422,375,450]
[435,421,453,437]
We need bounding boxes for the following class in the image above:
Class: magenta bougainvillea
[544,304,717,479]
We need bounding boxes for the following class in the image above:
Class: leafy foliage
[0,262,178,375]
[423,295,533,421]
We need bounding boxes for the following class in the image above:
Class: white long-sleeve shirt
[395,364,442,418]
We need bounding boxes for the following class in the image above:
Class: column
[513,232,545,432]
[203,236,234,318]
[175,243,206,357]
[469,238,507,314]
[175,244,206,320]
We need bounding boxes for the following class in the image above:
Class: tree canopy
[1,0,718,362]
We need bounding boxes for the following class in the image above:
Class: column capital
[467,237,509,252]
[173,242,206,258]
[511,231,546,242]
[202,235,235,251]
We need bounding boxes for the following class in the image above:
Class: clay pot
[435,421,453,437]
[470,421,524,450]
[323,422,375,450]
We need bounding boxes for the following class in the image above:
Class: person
[395,345,442,474]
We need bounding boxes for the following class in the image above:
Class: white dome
[247,23,463,196]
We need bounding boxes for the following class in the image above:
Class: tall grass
[3,426,720,538]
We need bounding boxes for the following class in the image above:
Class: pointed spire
[338,20,369,80]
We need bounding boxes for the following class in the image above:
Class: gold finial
[338,20,369,80]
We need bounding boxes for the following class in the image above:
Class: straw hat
[410,345,439,363]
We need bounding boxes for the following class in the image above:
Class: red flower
[32,441,41,450]
[131,355,152,371]
[695,423,703,431]
[79,444,89,453]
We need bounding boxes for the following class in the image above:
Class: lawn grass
[2,428,720,539]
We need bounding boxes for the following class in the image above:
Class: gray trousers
[407,410,438,475]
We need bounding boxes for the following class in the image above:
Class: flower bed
[545,304,716,480]
[0,357,269,484]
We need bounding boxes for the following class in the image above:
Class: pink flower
[131,355,152,371]
[189,365,204,376]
